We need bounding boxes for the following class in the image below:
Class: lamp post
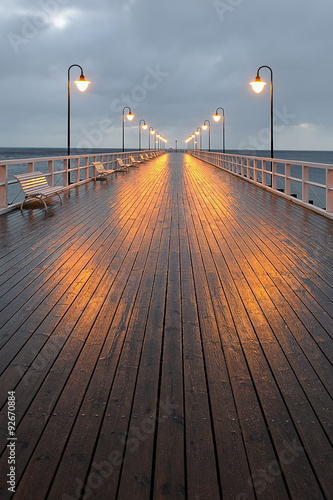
[138,119,148,151]
[191,133,195,150]
[195,127,202,150]
[201,120,211,151]
[250,65,274,159]
[148,127,155,150]
[213,107,225,153]
[122,106,134,152]
[67,64,90,183]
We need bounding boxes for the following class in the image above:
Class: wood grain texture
[0,153,332,499]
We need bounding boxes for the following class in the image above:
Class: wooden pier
[0,152,332,499]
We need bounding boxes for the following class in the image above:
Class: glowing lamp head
[213,113,221,122]
[201,124,208,131]
[127,111,134,121]
[250,75,266,93]
[150,129,155,135]
[195,130,200,135]
[142,123,148,130]
[74,74,91,92]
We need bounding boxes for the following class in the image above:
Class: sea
[0,147,332,164]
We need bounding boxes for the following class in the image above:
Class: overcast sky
[1,0,333,151]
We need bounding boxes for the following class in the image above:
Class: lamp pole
[138,119,147,151]
[250,65,274,158]
[148,127,155,150]
[202,120,211,151]
[196,127,202,150]
[213,107,225,153]
[122,106,134,152]
[67,64,90,183]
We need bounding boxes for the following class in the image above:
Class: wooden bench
[14,171,63,210]
[92,161,120,180]
[129,156,142,166]
[116,158,132,171]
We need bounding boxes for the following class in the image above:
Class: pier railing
[0,150,163,214]
[190,150,333,219]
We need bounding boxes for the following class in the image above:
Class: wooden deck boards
[0,152,332,499]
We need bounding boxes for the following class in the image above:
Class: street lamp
[122,106,134,152]
[138,119,148,151]
[201,120,211,151]
[250,65,274,158]
[156,132,160,150]
[195,127,201,150]
[67,64,91,183]
[213,107,225,153]
[148,127,155,150]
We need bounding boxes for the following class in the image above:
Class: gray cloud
[1,0,333,150]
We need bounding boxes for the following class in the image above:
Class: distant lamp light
[142,123,148,130]
[213,112,221,122]
[201,123,208,131]
[127,111,135,121]
[74,74,91,92]
[250,75,266,94]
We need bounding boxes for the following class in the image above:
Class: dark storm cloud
[1,0,333,150]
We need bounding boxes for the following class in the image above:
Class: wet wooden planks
[0,152,332,499]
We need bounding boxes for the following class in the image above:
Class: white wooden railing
[0,150,164,214]
[189,150,333,219]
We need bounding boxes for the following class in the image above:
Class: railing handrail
[189,150,333,220]
[0,149,164,214]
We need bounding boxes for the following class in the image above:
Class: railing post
[285,163,291,196]
[253,159,258,182]
[75,158,80,184]
[302,165,309,204]
[326,168,333,212]
[84,157,90,180]
[64,159,69,187]
[48,160,54,186]
[271,161,277,190]
[0,164,7,209]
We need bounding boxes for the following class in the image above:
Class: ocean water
[0,147,332,164]
[0,147,123,162]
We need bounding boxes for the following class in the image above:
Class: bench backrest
[15,172,49,193]
[92,161,105,172]
[117,158,125,165]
